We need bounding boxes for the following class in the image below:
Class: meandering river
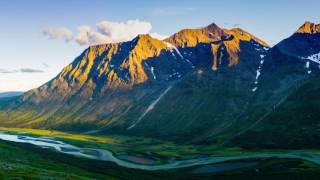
[0,132,320,171]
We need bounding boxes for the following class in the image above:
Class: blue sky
[0,0,319,92]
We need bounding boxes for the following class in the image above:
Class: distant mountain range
[0,91,23,98]
[0,21,319,149]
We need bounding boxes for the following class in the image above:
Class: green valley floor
[0,128,320,179]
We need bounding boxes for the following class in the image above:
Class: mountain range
[0,92,23,98]
[0,21,319,149]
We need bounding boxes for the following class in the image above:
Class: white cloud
[43,19,166,46]
[76,26,110,45]
[97,20,152,42]
[42,27,73,42]
[76,19,154,46]
[149,32,169,40]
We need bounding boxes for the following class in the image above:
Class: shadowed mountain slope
[1,22,319,148]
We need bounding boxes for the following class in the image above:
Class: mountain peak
[133,34,152,41]
[164,22,226,48]
[133,34,167,50]
[204,22,226,37]
[205,22,222,31]
[296,21,320,34]
[225,28,269,47]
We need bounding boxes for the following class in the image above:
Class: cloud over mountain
[43,19,166,46]
[149,32,169,40]
[75,26,108,45]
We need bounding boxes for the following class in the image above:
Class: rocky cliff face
[296,21,320,34]
[165,23,269,70]
[226,21,320,149]
[4,22,318,146]
[23,35,169,102]
[22,23,268,105]
[276,21,320,58]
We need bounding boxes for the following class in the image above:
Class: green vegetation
[1,127,320,165]
[0,127,117,144]
[0,22,320,179]
[230,75,320,149]
[0,140,115,179]
[0,127,247,162]
[0,139,320,179]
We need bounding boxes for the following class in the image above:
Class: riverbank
[0,127,247,163]
[1,139,320,180]
[1,131,320,172]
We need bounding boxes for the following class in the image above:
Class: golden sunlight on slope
[22,23,270,104]
[296,21,320,34]
[165,23,269,71]
[119,34,168,85]
[164,23,226,48]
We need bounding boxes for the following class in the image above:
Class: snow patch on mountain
[150,67,156,79]
[252,53,266,92]
[169,72,182,78]
[255,55,265,81]
[305,61,310,68]
[253,41,269,51]
[299,52,320,74]
[305,62,312,74]
[253,43,260,47]
[164,41,195,68]
[164,42,184,59]
[252,87,258,92]
[255,69,261,80]
[306,52,320,64]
